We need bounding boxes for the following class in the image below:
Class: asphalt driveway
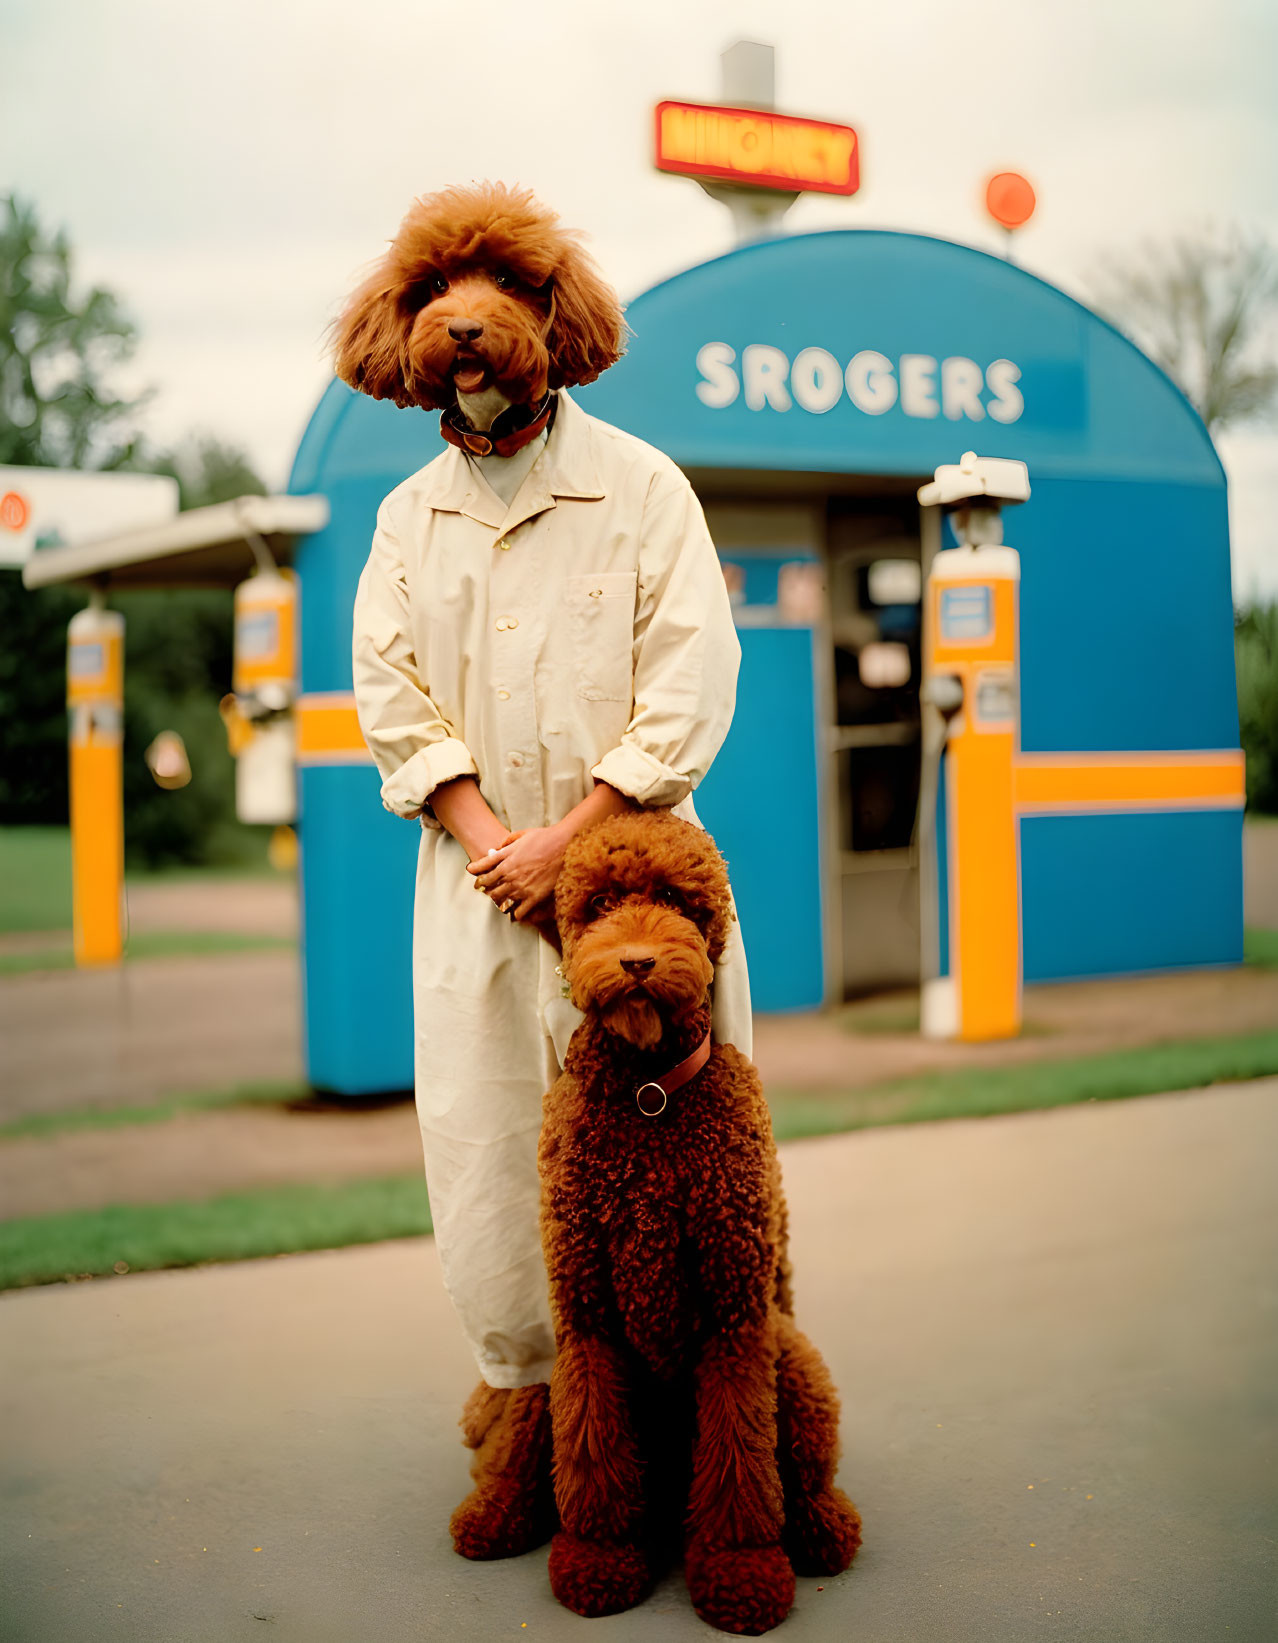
[2,1078,1275,1642]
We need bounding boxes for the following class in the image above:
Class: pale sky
[3,0,1276,598]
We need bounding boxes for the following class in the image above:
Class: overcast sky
[3,0,1276,597]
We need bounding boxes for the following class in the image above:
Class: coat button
[505,616,519,629]
[509,753,524,768]
[496,689,510,701]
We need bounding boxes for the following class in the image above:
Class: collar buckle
[636,1082,668,1118]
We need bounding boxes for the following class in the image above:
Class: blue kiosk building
[288,230,1242,1095]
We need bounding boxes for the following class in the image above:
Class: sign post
[654,41,859,244]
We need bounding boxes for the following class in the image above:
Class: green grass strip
[0,1079,310,1141]
[0,929,295,977]
[3,1029,1276,1291]
[0,1174,431,1291]
[1244,927,1278,969]
[768,1027,1278,1143]
[0,826,74,932]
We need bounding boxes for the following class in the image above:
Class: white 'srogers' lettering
[695,342,1024,424]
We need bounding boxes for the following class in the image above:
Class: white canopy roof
[21,493,329,591]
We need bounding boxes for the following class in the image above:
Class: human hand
[466,824,569,923]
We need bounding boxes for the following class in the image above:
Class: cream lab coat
[351,390,751,1388]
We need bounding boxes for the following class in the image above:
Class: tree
[150,433,269,512]
[0,193,148,469]
[0,194,274,862]
[1088,229,1278,433]
[1235,604,1278,815]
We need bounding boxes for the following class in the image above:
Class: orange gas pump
[67,597,125,966]
[918,453,1030,1041]
[221,565,298,826]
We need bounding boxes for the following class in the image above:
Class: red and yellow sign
[655,100,859,196]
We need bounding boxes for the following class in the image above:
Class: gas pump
[67,596,125,965]
[917,452,1030,1041]
[221,562,298,826]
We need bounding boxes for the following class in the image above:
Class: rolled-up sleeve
[352,506,479,821]
[591,473,740,808]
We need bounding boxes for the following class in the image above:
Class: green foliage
[1236,603,1278,814]
[0,195,272,863]
[116,585,239,866]
[1089,228,1278,432]
[149,433,269,512]
[0,193,147,469]
[0,574,243,862]
[0,571,80,823]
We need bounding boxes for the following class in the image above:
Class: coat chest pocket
[565,571,637,703]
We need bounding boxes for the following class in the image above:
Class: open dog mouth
[451,352,490,394]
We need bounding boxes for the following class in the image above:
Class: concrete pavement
[3,1079,1276,1642]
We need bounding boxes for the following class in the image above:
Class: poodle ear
[546,240,627,390]
[332,263,422,407]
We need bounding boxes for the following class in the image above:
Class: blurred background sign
[654,100,860,198]
[0,466,178,568]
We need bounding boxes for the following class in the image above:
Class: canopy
[21,494,329,590]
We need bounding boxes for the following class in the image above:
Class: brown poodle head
[556,812,733,1050]
[332,182,627,411]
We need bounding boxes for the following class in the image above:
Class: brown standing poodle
[538,812,861,1634]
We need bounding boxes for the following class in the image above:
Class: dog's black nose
[447,318,484,343]
[620,956,656,976]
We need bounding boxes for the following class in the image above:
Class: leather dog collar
[440,392,556,458]
[635,1031,712,1118]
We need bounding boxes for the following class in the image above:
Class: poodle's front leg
[685,1318,795,1635]
[547,1330,651,1617]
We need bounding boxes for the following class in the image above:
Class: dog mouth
[601,994,665,1050]
[450,352,491,395]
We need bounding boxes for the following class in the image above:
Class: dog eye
[654,884,686,912]
[587,891,617,920]
[429,273,449,295]
[492,270,514,290]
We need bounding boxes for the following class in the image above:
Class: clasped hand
[467,824,568,935]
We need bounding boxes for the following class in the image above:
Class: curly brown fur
[539,812,860,1633]
[333,181,626,410]
[449,1383,556,1561]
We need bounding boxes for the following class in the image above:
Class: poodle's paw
[548,1530,651,1617]
[685,1541,796,1636]
[784,1487,863,1577]
[449,1485,553,1561]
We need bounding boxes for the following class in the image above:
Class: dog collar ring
[635,1082,668,1118]
[633,1031,711,1118]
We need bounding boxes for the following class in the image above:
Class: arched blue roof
[574,229,1222,487]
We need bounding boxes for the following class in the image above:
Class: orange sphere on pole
[985,172,1036,231]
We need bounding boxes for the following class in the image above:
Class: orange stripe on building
[1014,751,1244,813]
[295,693,372,764]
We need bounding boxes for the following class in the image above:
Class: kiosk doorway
[827,490,932,995]
[700,483,933,1006]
